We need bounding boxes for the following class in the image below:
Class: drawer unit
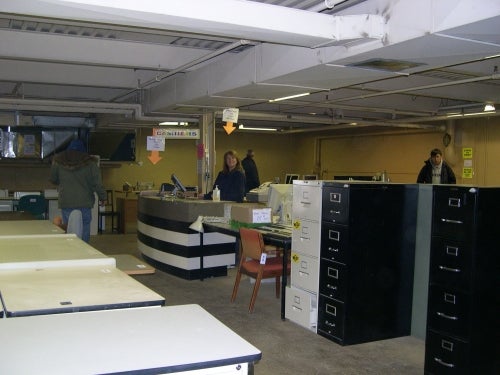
[291,219,321,258]
[425,330,470,375]
[429,237,472,289]
[287,181,322,333]
[290,252,319,293]
[317,295,345,343]
[425,186,499,374]
[321,186,349,224]
[427,285,470,338]
[318,259,347,301]
[285,286,317,331]
[320,223,348,264]
[318,182,417,346]
[292,181,322,223]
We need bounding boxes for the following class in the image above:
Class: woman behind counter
[204,150,246,203]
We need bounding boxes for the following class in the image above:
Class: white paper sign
[222,108,239,123]
[146,136,165,151]
[252,208,272,223]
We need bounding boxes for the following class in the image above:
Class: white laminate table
[0,219,65,236]
[0,234,115,270]
[0,304,262,374]
[0,266,165,317]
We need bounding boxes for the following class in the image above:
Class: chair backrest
[239,228,265,261]
[18,194,47,218]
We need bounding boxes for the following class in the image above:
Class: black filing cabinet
[317,182,417,345]
[425,186,499,374]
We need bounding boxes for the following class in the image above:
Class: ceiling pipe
[328,73,500,104]
[0,98,199,123]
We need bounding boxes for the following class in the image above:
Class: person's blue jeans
[62,208,92,243]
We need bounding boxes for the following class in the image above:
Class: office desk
[203,223,292,320]
[0,234,115,271]
[0,266,164,317]
[0,220,65,236]
[0,304,261,374]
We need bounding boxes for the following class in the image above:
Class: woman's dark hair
[222,150,242,173]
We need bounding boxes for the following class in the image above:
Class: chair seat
[241,257,283,274]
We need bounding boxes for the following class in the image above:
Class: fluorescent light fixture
[158,121,189,126]
[238,124,277,132]
[484,104,495,111]
[269,92,310,102]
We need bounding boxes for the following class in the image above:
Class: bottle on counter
[213,185,220,201]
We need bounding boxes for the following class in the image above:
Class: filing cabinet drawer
[285,286,317,331]
[292,184,322,222]
[322,186,349,224]
[425,330,470,375]
[320,223,348,264]
[430,237,472,289]
[317,295,345,343]
[428,286,470,338]
[319,259,347,301]
[432,187,476,241]
[291,253,319,293]
[292,219,321,257]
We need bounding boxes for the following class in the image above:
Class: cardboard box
[231,204,272,224]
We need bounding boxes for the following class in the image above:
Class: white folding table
[0,220,65,236]
[0,304,262,374]
[0,266,165,317]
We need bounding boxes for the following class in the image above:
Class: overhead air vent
[348,59,425,72]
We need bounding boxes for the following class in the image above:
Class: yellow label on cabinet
[462,147,473,159]
[462,167,473,178]
[293,220,301,230]
[291,253,300,263]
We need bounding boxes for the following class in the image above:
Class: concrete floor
[90,234,425,375]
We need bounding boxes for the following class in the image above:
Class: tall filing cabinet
[317,182,417,345]
[424,186,499,374]
[286,180,322,331]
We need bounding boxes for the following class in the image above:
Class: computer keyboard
[202,216,229,224]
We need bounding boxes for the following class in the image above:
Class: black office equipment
[424,185,499,374]
[317,182,417,345]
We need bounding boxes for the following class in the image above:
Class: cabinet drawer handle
[300,201,311,205]
[440,218,463,224]
[326,284,337,290]
[437,311,458,320]
[439,265,461,273]
[328,247,339,252]
[325,320,336,327]
[434,357,455,368]
[330,210,340,214]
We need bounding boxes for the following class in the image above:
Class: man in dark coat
[417,148,456,184]
[241,149,260,193]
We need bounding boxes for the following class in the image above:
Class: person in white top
[417,148,456,184]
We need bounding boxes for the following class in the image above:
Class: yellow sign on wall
[462,147,473,159]
[462,167,473,179]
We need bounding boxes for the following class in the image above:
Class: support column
[197,112,216,194]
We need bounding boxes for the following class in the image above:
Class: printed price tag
[260,253,267,264]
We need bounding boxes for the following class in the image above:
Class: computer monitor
[303,174,317,180]
[284,174,300,184]
[266,184,293,224]
[171,174,187,194]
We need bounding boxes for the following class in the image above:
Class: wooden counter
[116,197,137,234]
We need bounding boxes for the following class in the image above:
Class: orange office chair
[231,227,290,313]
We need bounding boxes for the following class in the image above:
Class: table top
[0,266,164,317]
[0,304,261,374]
[0,234,115,270]
[0,220,65,236]
[204,222,292,248]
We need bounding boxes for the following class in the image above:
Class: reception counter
[137,196,236,280]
